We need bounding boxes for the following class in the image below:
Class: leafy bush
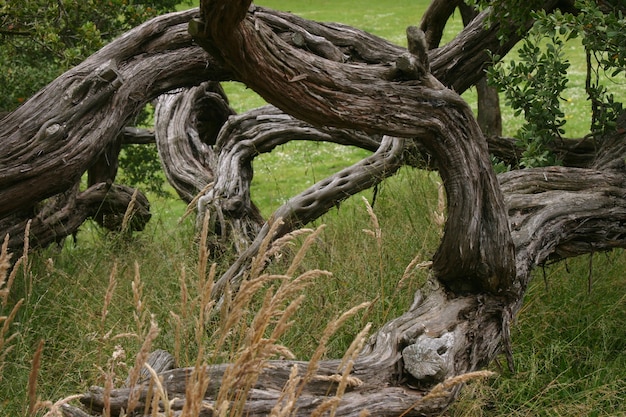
[485,1,625,167]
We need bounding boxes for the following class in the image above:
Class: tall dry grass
[0,234,21,383]
[44,212,378,417]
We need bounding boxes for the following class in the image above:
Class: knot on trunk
[402,331,454,383]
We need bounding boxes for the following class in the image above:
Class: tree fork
[192,0,516,295]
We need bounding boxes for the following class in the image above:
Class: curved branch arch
[192,1,515,294]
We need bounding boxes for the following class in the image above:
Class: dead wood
[1,3,624,416]
[0,9,230,252]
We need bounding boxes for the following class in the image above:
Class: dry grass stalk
[38,394,84,417]
[361,196,382,248]
[197,263,216,345]
[181,362,212,417]
[5,256,23,304]
[103,364,113,417]
[310,397,340,417]
[432,181,446,235]
[173,217,219,417]
[4,221,33,303]
[170,311,183,366]
[198,209,212,282]
[0,234,12,306]
[194,211,217,346]
[310,322,371,417]
[142,362,171,416]
[120,188,139,233]
[312,373,363,387]
[210,226,329,417]
[267,227,314,265]
[170,264,189,365]
[179,266,189,323]
[423,370,496,401]
[214,285,301,413]
[23,219,32,288]
[361,197,390,320]
[28,339,45,415]
[284,226,325,277]
[97,345,126,417]
[396,255,432,291]
[132,261,145,333]
[249,217,285,279]
[101,262,118,327]
[126,317,160,413]
[268,363,301,417]
[180,181,214,223]
[399,370,496,417]
[301,301,371,391]
[329,323,371,417]
[0,233,24,384]
[0,298,23,382]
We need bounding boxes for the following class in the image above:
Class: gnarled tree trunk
[1,1,625,416]
[0,10,229,251]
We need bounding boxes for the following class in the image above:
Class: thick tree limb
[52,3,626,417]
[210,135,406,299]
[192,1,516,295]
[0,10,232,252]
[154,82,233,204]
[0,10,230,219]
[1,183,151,250]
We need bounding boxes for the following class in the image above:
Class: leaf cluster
[487,0,626,168]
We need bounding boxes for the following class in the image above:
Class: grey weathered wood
[0,3,560,253]
[60,404,93,417]
[0,10,230,252]
[154,82,230,204]
[8,2,626,416]
[210,135,406,299]
[124,349,176,387]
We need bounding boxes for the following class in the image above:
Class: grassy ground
[2,1,626,416]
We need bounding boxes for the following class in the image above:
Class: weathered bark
[72,3,623,416]
[210,134,406,299]
[420,0,463,49]
[487,135,601,168]
[456,3,503,138]
[1,183,151,250]
[197,104,387,254]
[70,123,626,417]
[421,0,503,138]
[154,82,232,204]
[0,10,230,252]
[0,2,547,252]
[2,2,624,416]
[192,2,517,295]
[64,2,522,415]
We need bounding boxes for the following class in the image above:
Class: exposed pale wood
[154,82,231,203]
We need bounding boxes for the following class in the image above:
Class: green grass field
[2,1,626,416]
